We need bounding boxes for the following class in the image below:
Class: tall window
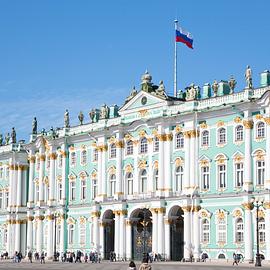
[69,181,76,201]
[0,192,2,209]
[58,155,63,168]
[256,160,265,185]
[0,168,3,178]
[201,166,210,190]
[235,125,243,141]
[81,150,87,165]
[140,169,147,193]
[201,130,209,147]
[235,163,244,187]
[176,133,184,149]
[80,223,86,244]
[257,122,265,138]
[218,164,226,188]
[127,173,133,195]
[201,219,210,243]
[70,152,76,166]
[68,224,74,244]
[81,180,86,200]
[4,192,8,208]
[126,140,133,155]
[110,143,116,158]
[154,170,159,191]
[259,218,265,243]
[217,218,227,243]
[175,166,183,192]
[58,183,63,201]
[92,179,97,199]
[235,218,244,243]
[109,174,116,197]
[140,137,148,154]
[153,137,159,152]
[93,149,98,162]
[218,128,226,144]
[5,167,9,178]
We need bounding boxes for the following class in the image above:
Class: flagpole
[174,19,178,97]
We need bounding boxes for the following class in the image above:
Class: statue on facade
[89,109,96,123]
[78,111,84,125]
[245,65,253,89]
[0,134,3,146]
[156,80,167,98]
[125,87,137,103]
[212,80,219,97]
[185,83,198,101]
[228,75,237,94]
[32,117,37,134]
[11,127,16,144]
[99,104,109,119]
[5,133,10,145]
[64,109,70,128]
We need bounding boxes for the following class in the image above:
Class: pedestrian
[138,257,152,270]
[40,251,45,264]
[233,252,238,266]
[28,250,33,263]
[128,260,137,270]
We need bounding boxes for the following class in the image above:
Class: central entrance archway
[103,210,115,260]
[131,208,152,261]
[169,206,184,261]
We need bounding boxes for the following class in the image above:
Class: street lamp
[251,198,264,267]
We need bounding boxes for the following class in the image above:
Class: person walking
[128,261,137,270]
[28,250,33,263]
[40,251,45,264]
[138,257,152,270]
[233,253,238,266]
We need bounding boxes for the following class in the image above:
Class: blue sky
[0,0,269,140]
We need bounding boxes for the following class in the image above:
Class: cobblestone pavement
[0,260,270,270]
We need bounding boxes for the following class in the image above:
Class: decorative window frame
[254,115,266,142]
[215,209,228,246]
[216,126,227,147]
[68,173,76,202]
[214,154,228,191]
[252,149,265,188]
[91,170,98,199]
[174,158,184,193]
[109,143,117,159]
[79,171,88,201]
[199,155,211,192]
[69,151,76,168]
[232,208,244,245]
[107,166,116,197]
[80,147,87,166]
[139,168,148,194]
[232,151,244,189]
[153,136,159,152]
[200,129,210,149]
[198,209,212,246]
[174,132,184,150]
[252,209,266,246]
[234,124,244,145]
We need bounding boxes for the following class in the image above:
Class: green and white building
[0,69,270,262]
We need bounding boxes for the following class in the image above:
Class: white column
[164,218,170,261]
[59,214,65,253]
[114,212,120,259]
[101,147,107,198]
[8,161,14,207]
[49,151,56,204]
[39,147,45,203]
[265,204,270,260]
[28,154,35,204]
[243,203,253,262]
[13,169,18,207]
[184,132,190,193]
[133,143,139,195]
[47,212,54,258]
[16,166,23,207]
[164,132,172,197]
[15,219,20,252]
[26,213,33,252]
[189,132,196,188]
[183,207,191,260]
[119,211,126,259]
[36,213,44,254]
[97,147,103,199]
[243,120,253,192]
[125,219,132,260]
[92,214,100,251]
[99,222,104,259]
[157,136,165,196]
[193,207,200,261]
[151,209,158,254]
[157,208,164,256]
[147,139,153,193]
[265,116,270,189]
[115,138,123,199]
[21,222,27,256]
[6,215,12,254]
[61,147,67,204]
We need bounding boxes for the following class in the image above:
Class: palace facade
[0,70,270,262]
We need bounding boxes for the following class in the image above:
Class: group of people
[60,250,100,263]
[128,258,152,270]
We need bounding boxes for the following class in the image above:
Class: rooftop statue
[125,87,137,103]
[141,70,153,92]
[100,104,109,119]
[245,65,253,89]
[0,134,3,146]
[32,117,37,134]
[229,76,237,94]
[212,80,219,97]
[78,111,84,125]
[156,80,167,98]
[64,109,70,128]
[185,83,198,101]
[5,133,10,145]
[11,127,16,144]
[89,109,96,123]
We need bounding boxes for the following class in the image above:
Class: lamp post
[251,198,264,267]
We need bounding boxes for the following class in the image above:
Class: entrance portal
[169,206,184,261]
[103,210,115,260]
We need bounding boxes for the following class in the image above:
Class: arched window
[110,143,116,158]
[201,130,209,147]
[154,170,159,191]
[140,169,147,193]
[68,224,75,244]
[176,133,184,149]
[259,217,265,243]
[153,137,159,152]
[201,166,210,190]
[235,125,243,141]
[175,166,183,191]
[257,122,265,138]
[109,174,116,197]
[126,140,133,155]
[201,219,210,243]
[126,172,133,195]
[217,218,226,243]
[81,150,87,165]
[218,128,226,144]
[70,152,76,166]
[140,137,148,154]
[256,160,265,185]
[93,149,98,162]
[235,217,244,243]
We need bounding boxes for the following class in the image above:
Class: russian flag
[176,27,193,49]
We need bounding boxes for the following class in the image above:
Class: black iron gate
[170,218,184,261]
[104,222,114,260]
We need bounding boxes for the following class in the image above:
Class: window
[110,143,116,159]
[140,169,147,193]
[56,225,61,245]
[68,224,74,244]
[70,152,76,166]
[256,160,265,185]
[0,192,2,209]
[109,174,116,197]
[81,180,86,200]
[81,150,87,165]
[126,140,133,155]
[176,133,184,149]
[92,179,97,199]
[235,125,243,141]
[58,183,63,201]
[93,149,98,162]
[154,170,159,191]
[140,137,148,154]
[217,128,226,144]
[4,192,8,208]
[69,181,76,201]
[0,168,3,178]
[235,218,244,243]
[80,223,86,244]
[257,122,265,138]
[201,130,209,147]
[58,155,63,168]
[259,218,265,243]
[201,166,210,190]
[127,173,133,195]
[153,137,159,152]
[5,167,9,178]
[175,166,183,192]
[218,164,226,188]
[201,219,210,243]
[235,163,244,187]
[217,218,226,243]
